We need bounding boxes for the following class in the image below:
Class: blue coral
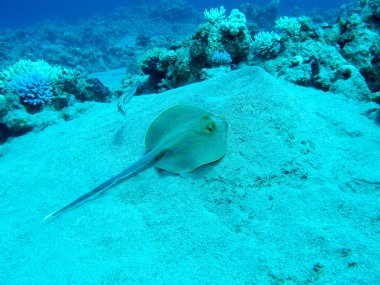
[9,72,54,106]
[210,50,232,65]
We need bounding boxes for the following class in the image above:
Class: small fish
[117,80,141,115]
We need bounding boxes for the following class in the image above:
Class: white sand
[0,67,379,284]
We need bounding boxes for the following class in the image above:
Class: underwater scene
[0,0,379,284]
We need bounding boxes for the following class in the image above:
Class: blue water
[0,0,348,28]
[1,0,380,283]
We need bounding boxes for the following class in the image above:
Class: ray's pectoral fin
[145,105,228,173]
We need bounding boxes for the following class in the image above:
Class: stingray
[44,105,228,220]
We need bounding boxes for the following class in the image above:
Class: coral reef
[220,9,247,36]
[0,1,200,74]
[323,12,380,93]
[199,7,252,63]
[0,0,379,143]
[275,1,380,98]
[251,31,282,59]
[210,51,232,66]
[80,78,112,102]
[140,47,191,92]
[0,59,111,143]
[0,59,111,107]
[8,72,54,108]
[275,16,302,38]
[137,1,379,99]
[140,6,252,92]
[360,0,380,23]
[248,0,380,101]
[250,30,371,100]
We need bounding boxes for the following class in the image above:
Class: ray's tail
[44,148,160,221]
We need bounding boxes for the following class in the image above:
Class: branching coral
[204,6,226,24]
[275,16,316,41]
[8,72,54,106]
[275,16,302,38]
[210,51,232,66]
[0,59,111,112]
[252,31,282,58]
[0,59,79,96]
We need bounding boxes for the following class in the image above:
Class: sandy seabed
[1,67,379,284]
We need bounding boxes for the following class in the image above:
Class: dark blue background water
[0,0,347,28]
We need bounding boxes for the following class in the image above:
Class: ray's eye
[204,121,216,134]
[200,115,216,134]
[207,122,215,132]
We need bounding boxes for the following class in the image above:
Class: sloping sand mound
[1,67,379,284]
